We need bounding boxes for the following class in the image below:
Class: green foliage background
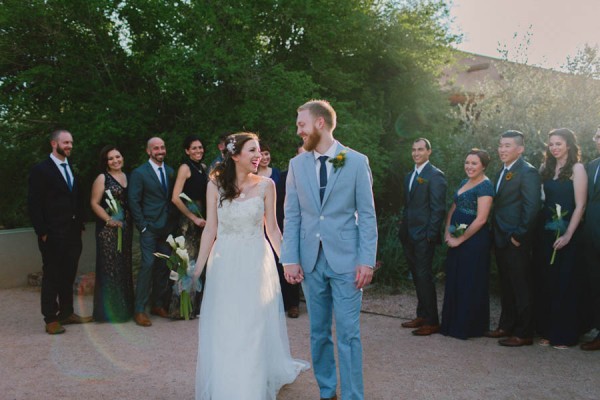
[3,1,599,286]
[0,0,458,231]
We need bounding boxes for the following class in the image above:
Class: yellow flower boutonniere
[329,150,347,172]
[417,176,428,184]
[505,172,515,181]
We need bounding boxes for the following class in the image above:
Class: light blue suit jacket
[281,142,377,274]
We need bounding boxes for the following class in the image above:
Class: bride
[192,132,309,399]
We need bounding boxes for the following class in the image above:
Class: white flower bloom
[153,252,170,259]
[179,192,192,202]
[175,236,186,249]
[226,141,235,153]
[555,203,562,216]
[169,270,179,281]
[176,248,189,264]
[105,190,114,201]
[458,224,468,230]
[166,234,176,249]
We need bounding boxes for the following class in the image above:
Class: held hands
[284,264,304,284]
[106,219,123,228]
[355,265,373,289]
[445,236,463,248]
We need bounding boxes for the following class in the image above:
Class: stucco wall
[0,224,96,288]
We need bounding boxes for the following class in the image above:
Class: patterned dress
[93,173,134,322]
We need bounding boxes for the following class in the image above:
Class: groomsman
[128,137,178,327]
[581,126,600,351]
[487,130,541,347]
[28,129,92,334]
[398,138,447,336]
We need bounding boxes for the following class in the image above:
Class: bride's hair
[211,132,259,205]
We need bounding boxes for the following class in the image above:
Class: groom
[282,100,378,400]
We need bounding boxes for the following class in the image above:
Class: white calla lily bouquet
[105,189,125,252]
[544,203,568,265]
[154,234,202,320]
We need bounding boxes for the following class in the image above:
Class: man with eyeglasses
[581,126,600,351]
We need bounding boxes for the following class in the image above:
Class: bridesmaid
[534,128,587,349]
[171,135,208,318]
[256,142,281,184]
[90,145,134,322]
[441,149,494,339]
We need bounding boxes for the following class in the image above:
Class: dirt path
[1,287,598,400]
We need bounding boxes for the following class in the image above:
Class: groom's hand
[284,264,304,284]
[355,265,373,289]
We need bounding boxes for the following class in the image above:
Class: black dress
[534,178,580,346]
[441,179,494,339]
[169,159,208,318]
[93,173,134,322]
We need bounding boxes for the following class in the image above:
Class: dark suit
[492,157,541,338]
[28,157,84,323]
[399,162,447,325]
[128,161,178,313]
[583,157,600,331]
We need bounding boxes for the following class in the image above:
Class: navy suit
[583,157,600,331]
[399,162,447,326]
[128,161,177,313]
[492,157,541,338]
[28,157,84,323]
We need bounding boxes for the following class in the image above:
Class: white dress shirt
[409,161,429,191]
[50,153,73,187]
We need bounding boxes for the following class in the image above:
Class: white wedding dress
[196,178,309,400]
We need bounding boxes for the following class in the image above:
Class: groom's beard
[303,127,321,152]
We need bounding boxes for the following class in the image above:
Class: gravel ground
[1,285,598,400]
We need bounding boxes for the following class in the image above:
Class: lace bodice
[216,178,268,239]
[453,178,495,216]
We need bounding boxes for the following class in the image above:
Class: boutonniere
[417,176,428,184]
[505,171,515,181]
[329,150,347,172]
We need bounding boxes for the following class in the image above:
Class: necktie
[594,163,599,186]
[319,156,328,203]
[410,171,419,193]
[497,168,508,192]
[158,166,167,194]
[61,163,72,191]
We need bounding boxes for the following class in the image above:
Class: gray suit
[281,143,377,400]
[399,162,447,326]
[128,161,177,312]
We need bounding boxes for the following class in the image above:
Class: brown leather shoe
[412,324,440,336]
[580,337,600,351]
[401,317,425,328]
[150,307,169,318]
[320,396,337,400]
[60,313,93,325]
[134,312,152,327]
[498,336,533,347]
[45,321,66,334]
[484,328,511,338]
[287,306,300,319]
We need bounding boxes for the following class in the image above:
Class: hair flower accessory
[329,150,347,172]
[226,140,236,154]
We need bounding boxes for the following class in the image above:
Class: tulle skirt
[196,234,309,400]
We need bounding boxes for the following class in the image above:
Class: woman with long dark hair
[90,145,134,322]
[192,133,308,399]
[534,128,587,349]
[170,135,208,318]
